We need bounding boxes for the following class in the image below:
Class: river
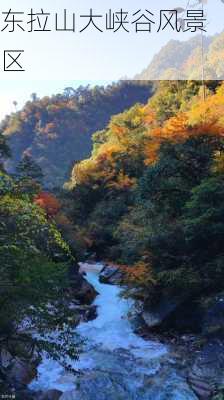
[30,263,198,400]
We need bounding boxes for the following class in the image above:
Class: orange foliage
[120,261,156,288]
[144,85,224,165]
[34,192,61,218]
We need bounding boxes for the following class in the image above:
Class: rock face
[69,272,98,305]
[37,389,63,400]
[188,339,224,399]
[7,358,37,387]
[99,265,123,285]
[201,292,224,336]
[68,303,97,323]
[75,277,98,304]
[0,339,40,393]
[140,292,224,334]
[142,299,180,329]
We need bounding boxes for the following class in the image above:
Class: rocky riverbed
[1,262,224,400]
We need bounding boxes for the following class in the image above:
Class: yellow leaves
[144,139,161,166]
[162,113,188,140]
[144,113,188,165]
[145,85,224,166]
[143,106,156,126]
[107,172,136,190]
[70,82,224,190]
[97,143,123,160]
[187,89,224,137]
[188,89,224,125]
[121,261,156,288]
[110,124,127,139]
[71,158,99,186]
[212,151,224,174]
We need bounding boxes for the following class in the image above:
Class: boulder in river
[69,274,98,305]
[141,297,182,329]
[0,337,40,390]
[99,264,123,285]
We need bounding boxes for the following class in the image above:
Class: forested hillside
[1,82,153,188]
[66,80,224,332]
[1,80,224,398]
[136,32,224,80]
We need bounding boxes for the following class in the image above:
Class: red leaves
[34,192,61,218]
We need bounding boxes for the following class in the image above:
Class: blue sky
[0,0,223,120]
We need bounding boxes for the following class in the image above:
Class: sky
[0,0,223,120]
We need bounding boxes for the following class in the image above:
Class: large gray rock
[192,339,224,385]
[142,299,180,329]
[69,304,97,322]
[99,265,123,285]
[8,358,37,387]
[38,389,63,400]
[70,275,98,305]
[188,339,224,399]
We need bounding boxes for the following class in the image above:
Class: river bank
[27,263,199,400]
[2,262,223,400]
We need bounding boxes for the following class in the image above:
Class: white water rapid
[29,263,198,400]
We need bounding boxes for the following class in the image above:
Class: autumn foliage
[68,81,224,305]
[34,192,61,218]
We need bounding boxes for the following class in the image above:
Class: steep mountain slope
[1,81,153,188]
[136,32,224,80]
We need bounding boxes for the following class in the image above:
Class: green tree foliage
[16,154,43,183]
[0,132,10,170]
[0,158,80,371]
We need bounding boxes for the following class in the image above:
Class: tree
[16,155,43,183]
[15,155,44,197]
[0,193,79,371]
[63,87,76,98]
[0,133,10,170]
[30,92,38,102]
[12,100,18,111]
[34,192,61,218]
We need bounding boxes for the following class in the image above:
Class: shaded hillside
[1,81,153,188]
[136,32,224,80]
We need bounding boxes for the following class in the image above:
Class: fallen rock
[99,265,123,285]
[69,304,97,322]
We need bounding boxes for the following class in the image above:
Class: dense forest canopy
[1,79,224,397]
[65,80,224,312]
[0,81,153,188]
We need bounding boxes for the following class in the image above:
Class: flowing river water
[30,263,198,400]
